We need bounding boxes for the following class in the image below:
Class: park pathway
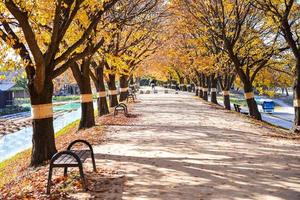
[92,87,300,200]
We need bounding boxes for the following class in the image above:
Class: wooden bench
[114,103,128,117]
[47,140,96,194]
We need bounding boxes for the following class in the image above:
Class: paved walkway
[93,88,300,200]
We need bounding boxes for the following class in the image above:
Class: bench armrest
[67,140,94,153]
[118,103,127,108]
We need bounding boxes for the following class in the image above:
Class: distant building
[0,82,14,108]
[0,71,28,108]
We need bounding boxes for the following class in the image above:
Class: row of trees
[0,0,166,166]
[152,0,298,131]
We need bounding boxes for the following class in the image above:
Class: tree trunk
[180,77,184,91]
[71,61,95,130]
[186,78,192,92]
[203,90,208,101]
[218,74,234,111]
[211,76,218,104]
[80,100,95,129]
[29,80,57,167]
[202,74,208,101]
[223,93,231,110]
[195,85,199,96]
[119,75,129,102]
[198,76,203,98]
[191,84,195,92]
[135,77,140,90]
[108,74,119,107]
[95,67,109,116]
[244,83,262,120]
[199,88,203,98]
[293,61,300,132]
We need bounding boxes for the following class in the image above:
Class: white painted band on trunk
[180,84,184,87]
[203,88,208,92]
[98,91,107,98]
[223,91,230,96]
[244,92,254,99]
[109,90,118,95]
[171,84,175,87]
[31,103,53,119]
[187,84,191,87]
[120,87,128,92]
[200,87,203,90]
[80,94,93,103]
[294,100,300,107]
[211,88,217,92]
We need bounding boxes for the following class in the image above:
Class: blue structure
[262,101,275,113]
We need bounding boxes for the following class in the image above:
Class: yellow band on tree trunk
[244,92,254,99]
[223,91,230,96]
[120,88,128,92]
[80,94,93,103]
[98,91,106,98]
[31,103,53,119]
[294,99,300,107]
[109,90,118,95]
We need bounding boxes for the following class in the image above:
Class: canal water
[0,102,82,163]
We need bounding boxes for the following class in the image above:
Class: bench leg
[47,166,53,194]
[91,153,97,172]
[64,167,68,177]
[122,109,127,116]
[79,164,87,191]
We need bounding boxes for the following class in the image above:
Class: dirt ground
[75,88,300,200]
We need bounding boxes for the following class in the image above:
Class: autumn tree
[254,0,300,131]
[181,0,280,120]
[0,0,118,166]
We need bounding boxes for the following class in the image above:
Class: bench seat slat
[53,150,90,165]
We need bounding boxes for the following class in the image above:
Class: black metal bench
[47,140,96,194]
[131,92,137,99]
[126,93,135,103]
[233,104,248,115]
[114,103,128,117]
[234,104,241,112]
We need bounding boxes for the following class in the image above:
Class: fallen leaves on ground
[0,104,139,199]
[98,104,141,126]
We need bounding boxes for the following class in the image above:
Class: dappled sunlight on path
[93,88,300,200]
